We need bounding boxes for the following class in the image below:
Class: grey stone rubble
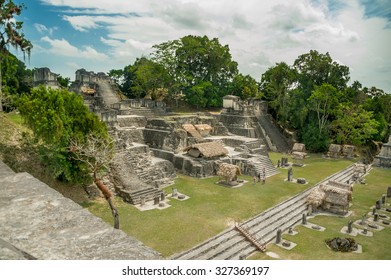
[172,164,362,260]
[0,160,161,260]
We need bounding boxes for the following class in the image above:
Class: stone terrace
[0,160,161,260]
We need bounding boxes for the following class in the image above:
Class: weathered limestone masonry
[373,136,391,168]
[90,92,283,200]
[143,115,226,178]
[111,143,176,191]
[70,69,121,117]
[33,67,61,89]
[0,160,161,260]
[219,96,291,153]
[141,115,278,178]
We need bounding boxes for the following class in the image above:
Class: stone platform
[0,161,161,260]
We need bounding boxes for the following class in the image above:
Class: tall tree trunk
[94,173,120,229]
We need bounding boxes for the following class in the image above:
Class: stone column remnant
[276,229,282,244]
[302,213,307,225]
[347,220,353,234]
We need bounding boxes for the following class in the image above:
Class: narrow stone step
[174,229,238,260]
[203,235,246,260]
[212,239,252,260]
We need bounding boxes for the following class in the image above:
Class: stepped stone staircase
[96,80,121,109]
[0,160,161,260]
[118,187,163,205]
[172,164,362,260]
[240,139,268,155]
[257,115,291,153]
[251,156,279,178]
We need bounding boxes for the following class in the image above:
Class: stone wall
[110,144,176,194]
[217,114,258,138]
[172,155,216,177]
[33,67,60,88]
[75,68,111,83]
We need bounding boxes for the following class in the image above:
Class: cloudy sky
[17,0,391,92]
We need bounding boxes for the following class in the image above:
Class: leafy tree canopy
[0,0,32,111]
[151,35,238,107]
[18,85,109,182]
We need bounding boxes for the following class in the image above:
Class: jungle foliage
[18,85,110,183]
[110,35,260,107]
[260,50,389,150]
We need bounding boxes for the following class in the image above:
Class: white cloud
[33,23,58,36]
[62,15,100,32]
[34,23,48,33]
[41,36,108,60]
[36,0,391,91]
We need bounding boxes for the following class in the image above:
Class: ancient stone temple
[373,136,391,168]
[33,67,60,88]
[75,68,110,83]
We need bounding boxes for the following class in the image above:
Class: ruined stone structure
[33,67,60,88]
[111,99,167,116]
[327,144,356,159]
[75,68,111,83]
[0,160,161,260]
[84,91,292,205]
[219,95,291,153]
[373,136,391,168]
[307,180,353,215]
[291,143,307,167]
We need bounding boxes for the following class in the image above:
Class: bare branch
[69,133,115,177]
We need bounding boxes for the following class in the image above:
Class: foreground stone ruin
[0,161,161,260]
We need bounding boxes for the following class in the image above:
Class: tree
[230,74,261,101]
[293,50,349,98]
[18,86,120,228]
[331,104,379,146]
[260,62,296,124]
[0,52,32,111]
[108,68,124,87]
[129,57,169,100]
[152,35,238,107]
[0,1,32,111]
[70,134,118,229]
[57,75,70,88]
[308,83,341,137]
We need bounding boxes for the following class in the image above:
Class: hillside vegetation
[0,112,89,203]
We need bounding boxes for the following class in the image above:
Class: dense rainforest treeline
[3,35,390,152]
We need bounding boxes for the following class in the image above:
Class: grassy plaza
[85,153,391,259]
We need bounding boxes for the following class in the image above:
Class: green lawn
[249,167,391,260]
[85,153,361,257]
